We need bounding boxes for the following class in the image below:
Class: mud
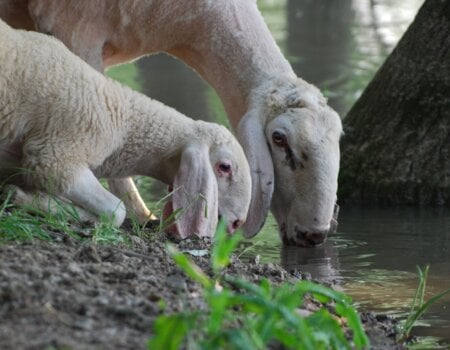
[0,228,404,349]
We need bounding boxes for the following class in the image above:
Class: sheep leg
[40,31,156,224]
[51,36,156,225]
[107,177,157,224]
[62,169,126,227]
[2,184,98,223]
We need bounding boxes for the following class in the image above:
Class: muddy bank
[0,230,403,350]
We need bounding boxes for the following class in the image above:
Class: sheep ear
[237,111,274,238]
[172,144,219,238]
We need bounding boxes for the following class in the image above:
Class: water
[108,0,450,346]
[242,207,450,348]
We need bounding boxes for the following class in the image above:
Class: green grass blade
[418,265,429,308]
[167,244,212,289]
[404,265,428,330]
[293,281,352,305]
[148,313,196,350]
[335,303,370,349]
[212,220,242,274]
[307,308,351,350]
[223,329,264,350]
[403,287,450,336]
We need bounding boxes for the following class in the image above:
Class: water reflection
[281,241,342,285]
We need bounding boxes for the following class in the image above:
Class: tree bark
[339,0,450,205]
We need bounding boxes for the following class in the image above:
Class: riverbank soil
[0,230,403,349]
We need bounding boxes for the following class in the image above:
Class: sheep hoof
[1,184,30,206]
[121,217,160,230]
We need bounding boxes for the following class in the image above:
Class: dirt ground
[0,227,404,350]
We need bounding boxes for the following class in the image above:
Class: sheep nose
[303,232,326,245]
[228,219,243,233]
[294,226,328,247]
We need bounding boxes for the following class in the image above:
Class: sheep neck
[97,89,194,184]
[139,0,295,127]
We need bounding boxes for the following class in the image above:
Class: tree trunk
[339,0,450,205]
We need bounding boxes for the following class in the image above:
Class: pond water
[108,0,450,347]
[241,207,450,349]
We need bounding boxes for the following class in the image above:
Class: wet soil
[0,226,404,349]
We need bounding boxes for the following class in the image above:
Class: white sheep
[0,20,252,238]
[0,0,343,246]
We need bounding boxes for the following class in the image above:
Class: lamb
[0,0,342,246]
[0,20,252,238]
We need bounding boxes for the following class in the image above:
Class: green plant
[0,190,84,242]
[396,266,450,343]
[91,214,130,245]
[148,222,370,350]
[154,187,213,235]
[0,189,129,245]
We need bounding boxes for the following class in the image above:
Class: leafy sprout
[149,222,370,350]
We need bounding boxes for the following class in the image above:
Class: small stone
[67,262,83,275]
[249,255,260,265]
[166,274,187,291]
[75,244,101,263]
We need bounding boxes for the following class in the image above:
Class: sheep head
[164,126,251,239]
[238,77,342,246]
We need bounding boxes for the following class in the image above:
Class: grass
[0,190,82,242]
[0,178,210,245]
[396,266,450,343]
[148,222,370,350]
[0,189,133,245]
[0,183,198,245]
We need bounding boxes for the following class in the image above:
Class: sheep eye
[218,163,231,173]
[272,131,287,147]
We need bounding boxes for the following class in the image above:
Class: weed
[0,188,130,245]
[0,190,83,242]
[396,265,450,343]
[91,214,130,245]
[148,222,370,350]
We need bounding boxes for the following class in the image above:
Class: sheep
[0,0,343,246]
[0,20,252,238]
